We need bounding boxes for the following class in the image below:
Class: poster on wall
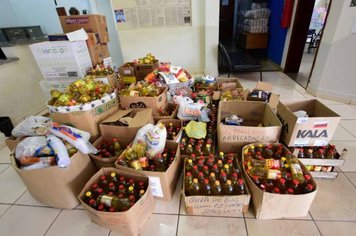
[112,0,191,30]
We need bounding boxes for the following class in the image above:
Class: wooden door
[284,0,316,73]
[219,0,235,40]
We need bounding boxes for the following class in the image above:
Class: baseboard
[307,87,352,104]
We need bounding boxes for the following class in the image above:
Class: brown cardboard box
[118,63,136,84]
[5,136,22,151]
[99,109,154,141]
[242,143,317,219]
[101,43,110,58]
[134,61,159,81]
[152,103,178,122]
[87,43,104,65]
[238,31,268,49]
[156,119,183,143]
[115,141,181,200]
[277,99,341,147]
[182,156,251,216]
[78,167,155,235]
[93,73,118,89]
[119,87,167,109]
[90,136,132,170]
[87,33,100,45]
[11,151,96,209]
[218,101,282,153]
[60,15,109,43]
[217,78,244,91]
[50,97,118,141]
[246,81,280,111]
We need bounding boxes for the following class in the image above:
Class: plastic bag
[175,96,210,122]
[12,116,52,137]
[185,121,207,139]
[133,123,167,159]
[49,124,97,154]
[47,134,71,168]
[15,136,48,161]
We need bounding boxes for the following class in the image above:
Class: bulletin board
[112,0,192,30]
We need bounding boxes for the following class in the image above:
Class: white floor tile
[244,205,312,220]
[0,205,60,236]
[140,214,178,236]
[0,167,26,204]
[0,164,9,174]
[177,216,247,236]
[315,221,356,236]
[154,173,182,214]
[273,84,306,99]
[344,172,356,187]
[332,141,356,172]
[310,173,356,221]
[331,125,356,142]
[46,209,109,236]
[246,219,320,236]
[0,147,11,164]
[339,120,356,137]
[15,191,47,207]
[0,204,10,217]
[326,105,356,119]
[258,72,290,85]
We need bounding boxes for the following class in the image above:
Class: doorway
[284,0,331,88]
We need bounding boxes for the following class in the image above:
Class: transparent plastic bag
[15,136,48,161]
[175,96,210,122]
[12,116,52,137]
[133,123,167,159]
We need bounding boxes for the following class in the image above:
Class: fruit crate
[289,146,347,179]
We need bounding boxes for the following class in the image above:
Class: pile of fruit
[120,81,160,97]
[48,77,112,106]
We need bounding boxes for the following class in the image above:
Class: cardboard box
[119,63,136,84]
[182,157,251,217]
[246,82,280,111]
[30,40,92,80]
[99,109,153,141]
[78,167,154,235]
[277,99,341,147]
[86,33,100,45]
[115,141,181,200]
[238,31,268,49]
[87,43,104,66]
[217,78,244,91]
[152,103,178,122]
[119,87,167,109]
[90,136,133,170]
[156,119,183,143]
[242,143,317,219]
[101,43,110,58]
[60,15,109,43]
[50,96,118,140]
[92,73,118,89]
[134,61,160,81]
[218,101,282,153]
[5,136,22,151]
[11,151,96,209]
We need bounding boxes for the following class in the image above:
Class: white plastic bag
[12,116,52,137]
[49,124,97,154]
[133,123,167,159]
[47,134,71,168]
[175,96,210,122]
[15,136,48,160]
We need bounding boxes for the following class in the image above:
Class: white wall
[0,46,46,125]
[307,0,356,104]
[0,0,20,27]
[114,0,219,76]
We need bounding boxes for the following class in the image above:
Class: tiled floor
[1,72,356,236]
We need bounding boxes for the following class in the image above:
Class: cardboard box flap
[268,93,280,110]
[263,105,283,127]
[129,109,153,127]
[102,109,133,123]
[219,101,266,122]
[283,99,340,118]
[255,81,273,92]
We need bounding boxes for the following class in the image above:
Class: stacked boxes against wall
[60,14,110,66]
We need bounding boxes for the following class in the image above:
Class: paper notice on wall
[114,0,191,29]
[148,176,164,197]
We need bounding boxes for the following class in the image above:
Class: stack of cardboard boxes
[59,14,110,66]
